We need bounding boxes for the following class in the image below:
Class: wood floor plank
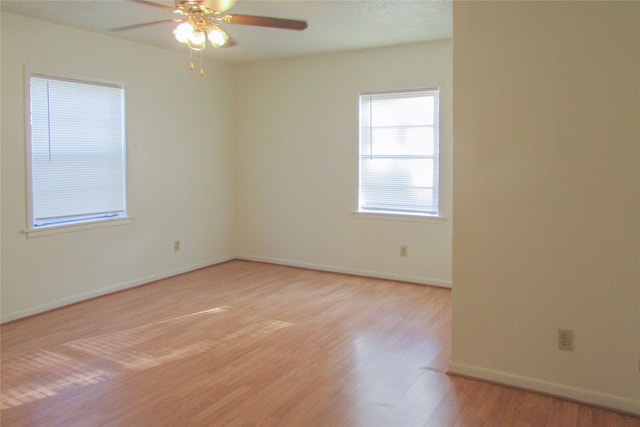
[1,260,638,426]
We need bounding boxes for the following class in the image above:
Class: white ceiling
[1,0,452,63]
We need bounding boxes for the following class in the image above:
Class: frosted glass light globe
[207,25,229,48]
[188,31,206,50]
[173,22,194,45]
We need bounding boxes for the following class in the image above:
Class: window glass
[358,89,439,216]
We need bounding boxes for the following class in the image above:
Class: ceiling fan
[111,0,308,75]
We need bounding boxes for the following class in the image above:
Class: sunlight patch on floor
[1,350,111,409]
[1,306,293,410]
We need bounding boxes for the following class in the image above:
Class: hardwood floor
[1,260,638,426]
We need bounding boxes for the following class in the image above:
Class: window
[358,89,440,216]
[27,73,127,230]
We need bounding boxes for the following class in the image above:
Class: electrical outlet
[558,329,573,351]
[174,240,180,252]
[400,245,408,257]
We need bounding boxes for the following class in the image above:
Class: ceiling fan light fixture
[207,24,229,48]
[119,0,307,76]
[173,21,194,44]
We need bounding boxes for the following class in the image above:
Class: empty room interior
[1,0,638,425]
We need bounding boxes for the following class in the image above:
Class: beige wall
[1,13,236,321]
[451,1,640,414]
[234,41,453,286]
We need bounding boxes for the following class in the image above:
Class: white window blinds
[358,89,440,216]
[29,74,126,228]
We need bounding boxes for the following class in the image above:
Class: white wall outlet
[400,245,408,257]
[558,329,573,351]
[174,240,180,252]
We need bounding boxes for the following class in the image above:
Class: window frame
[357,88,441,219]
[24,68,131,237]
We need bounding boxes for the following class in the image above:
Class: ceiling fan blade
[132,0,178,13]
[110,19,182,32]
[222,14,308,31]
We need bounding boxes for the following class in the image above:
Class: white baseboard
[1,256,234,323]
[447,361,640,416]
[236,254,452,288]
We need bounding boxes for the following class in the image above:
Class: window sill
[351,211,447,223]
[23,217,135,238]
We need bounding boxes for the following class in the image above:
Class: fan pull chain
[185,47,204,76]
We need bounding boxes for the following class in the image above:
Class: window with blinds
[27,73,127,229]
[358,89,440,216]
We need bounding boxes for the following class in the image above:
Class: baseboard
[236,254,452,288]
[1,256,234,323]
[447,361,640,417]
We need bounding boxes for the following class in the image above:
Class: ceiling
[1,0,452,63]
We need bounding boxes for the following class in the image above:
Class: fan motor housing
[176,0,237,13]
